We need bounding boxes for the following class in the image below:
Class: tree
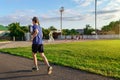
[101,25,109,31]
[62,29,70,35]
[63,29,79,35]
[48,26,57,31]
[8,22,28,40]
[42,28,50,39]
[101,21,115,31]
[70,29,79,35]
[84,24,94,35]
[62,29,70,39]
[101,20,120,34]
[21,26,29,32]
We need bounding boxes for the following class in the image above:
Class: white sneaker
[48,66,53,74]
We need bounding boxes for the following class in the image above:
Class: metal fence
[83,35,120,39]
[58,35,120,40]
[25,33,120,41]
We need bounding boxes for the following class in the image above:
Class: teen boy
[31,17,52,74]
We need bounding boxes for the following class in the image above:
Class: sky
[0,0,120,30]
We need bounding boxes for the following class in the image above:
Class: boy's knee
[40,53,45,57]
[32,53,36,56]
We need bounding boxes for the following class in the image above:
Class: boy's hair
[32,17,40,25]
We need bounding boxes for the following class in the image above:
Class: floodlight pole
[95,0,98,39]
[60,7,64,39]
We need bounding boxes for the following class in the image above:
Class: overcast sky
[0,0,120,29]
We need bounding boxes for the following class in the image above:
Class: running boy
[31,17,52,74]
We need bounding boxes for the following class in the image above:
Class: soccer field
[0,40,120,79]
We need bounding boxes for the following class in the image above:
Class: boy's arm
[31,29,39,40]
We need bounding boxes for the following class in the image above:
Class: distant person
[31,17,52,74]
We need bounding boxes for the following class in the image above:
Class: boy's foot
[32,66,39,71]
[48,66,53,75]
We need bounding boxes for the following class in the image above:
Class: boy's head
[32,17,40,25]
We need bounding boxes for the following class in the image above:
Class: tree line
[1,19,120,40]
[102,20,120,31]
[6,22,79,40]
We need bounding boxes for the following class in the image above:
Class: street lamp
[95,0,98,39]
[60,6,64,39]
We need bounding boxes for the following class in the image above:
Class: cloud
[43,0,120,29]
[91,9,120,15]
[64,9,82,16]
[90,9,120,21]
[63,15,86,21]
[41,15,86,21]
[0,9,86,25]
[104,1,120,10]
[97,0,107,5]
[81,0,93,7]
[40,8,90,21]
[102,15,116,20]
[0,10,36,25]
[102,0,120,20]
[0,16,31,26]
[1,0,120,27]
[73,0,93,7]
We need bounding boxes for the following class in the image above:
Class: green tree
[8,22,28,40]
[62,29,70,35]
[101,21,120,31]
[70,29,79,35]
[48,26,57,31]
[101,25,109,31]
[84,24,94,35]
[42,28,50,39]
[102,21,115,31]
[63,29,79,35]
[62,29,71,39]
[21,26,29,33]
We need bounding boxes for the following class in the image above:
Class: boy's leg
[32,53,38,67]
[32,53,39,71]
[40,53,50,67]
[40,53,52,74]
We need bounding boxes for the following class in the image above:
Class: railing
[25,33,120,41]
[83,35,120,39]
[58,35,120,40]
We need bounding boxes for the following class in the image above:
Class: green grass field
[0,40,120,79]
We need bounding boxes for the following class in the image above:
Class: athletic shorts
[32,44,44,53]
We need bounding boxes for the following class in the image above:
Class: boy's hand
[31,38,33,41]
[31,31,34,35]
[31,36,33,41]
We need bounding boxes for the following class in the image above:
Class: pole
[60,10,62,39]
[95,0,98,39]
[60,7,64,39]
